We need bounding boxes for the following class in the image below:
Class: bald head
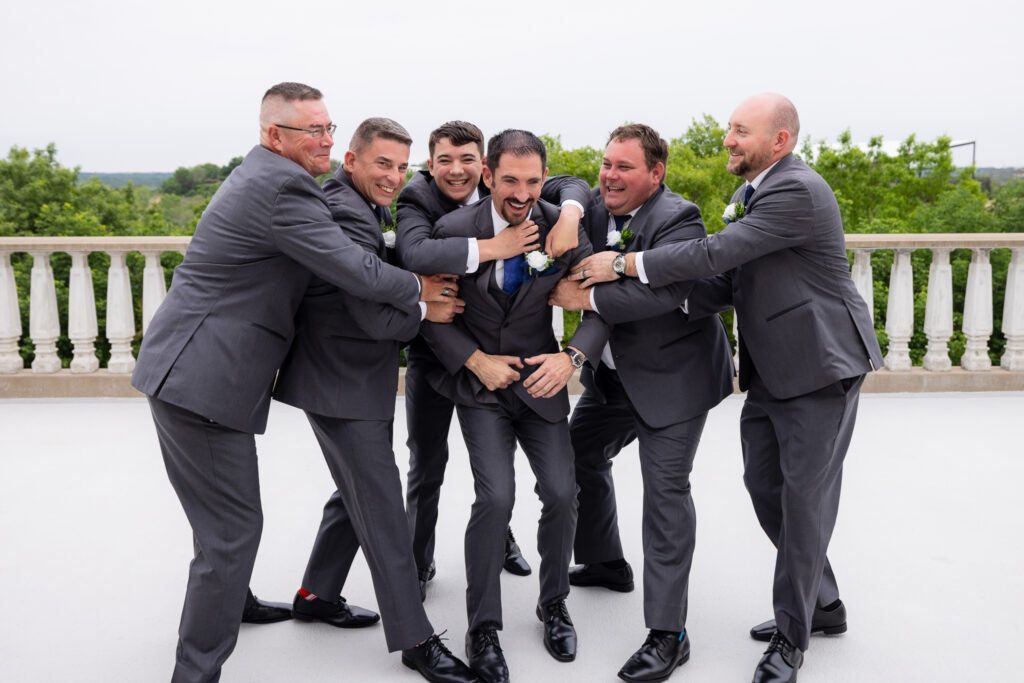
[724,93,800,181]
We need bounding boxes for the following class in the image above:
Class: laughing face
[274,99,335,177]
[427,137,483,205]
[344,136,410,208]
[599,138,663,216]
[724,97,779,181]
[483,152,547,225]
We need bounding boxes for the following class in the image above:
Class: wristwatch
[562,347,585,369]
[612,253,626,276]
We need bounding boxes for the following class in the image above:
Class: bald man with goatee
[571,94,882,683]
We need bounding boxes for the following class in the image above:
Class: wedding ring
[582,270,588,279]
[442,287,452,297]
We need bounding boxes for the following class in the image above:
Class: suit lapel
[472,201,503,312]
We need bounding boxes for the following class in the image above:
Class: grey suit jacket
[272,168,421,421]
[420,198,607,423]
[583,186,735,428]
[642,154,883,399]
[395,171,591,275]
[132,145,420,433]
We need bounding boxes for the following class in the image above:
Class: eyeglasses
[275,123,337,139]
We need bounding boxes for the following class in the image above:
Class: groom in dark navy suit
[573,94,883,683]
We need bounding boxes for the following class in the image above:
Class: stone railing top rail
[845,233,1024,249]
[2,233,1023,253]
[0,236,191,252]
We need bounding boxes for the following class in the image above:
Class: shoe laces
[472,628,503,654]
[424,630,454,666]
[765,632,794,656]
[542,600,570,622]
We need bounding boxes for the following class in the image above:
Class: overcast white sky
[3,0,1019,172]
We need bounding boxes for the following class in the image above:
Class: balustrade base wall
[3,368,1024,400]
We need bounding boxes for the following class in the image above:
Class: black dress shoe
[465,627,509,683]
[568,561,634,592]
[536,600,576,662]
[502,527,532,576]
[241,588,293,624]
[291,591,380,628]
[419,562,437,603]
[618,630,690,682]
[402,633,483,683]
[751,632,803,683]
[749,600,847,642]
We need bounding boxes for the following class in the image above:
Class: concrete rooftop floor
[2,392,1022,682]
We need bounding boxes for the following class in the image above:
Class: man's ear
[482,164,493,188]
[342,149,357,174]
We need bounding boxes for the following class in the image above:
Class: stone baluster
[922,247,953,371]
[884,248,914,371]
[1000,247,1024,370]
[141,251,167,334]
[29,250,61,373]
[961,248,993,371]
[552,305,564,345]
[733,312,740,371]
[0,251,24,373]
[850,248,874,322]
[105,251,137,373]
[68,251,100,373]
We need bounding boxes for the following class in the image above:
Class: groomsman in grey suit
[132,84,457,683]
[549,124,734,682]
[272,117,479,683]
[418,130,607,683]
[396,121,591,596]
[573,94,883,683]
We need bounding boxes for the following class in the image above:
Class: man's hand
[424,297,465,323]
[419,273,460,302]
[464,349,523,391]
[479,220,540,262]
[568,252,626,287]
[544,204,582,258]
[548,278,593,311]
[523,350,577,398]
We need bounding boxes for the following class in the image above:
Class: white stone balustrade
[845,234,1024,373]
[1,235,1024,384]
[0,237,188,375]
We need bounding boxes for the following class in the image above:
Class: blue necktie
[613,214,629,231]
[502,252,525,294]
[743,184,755,205]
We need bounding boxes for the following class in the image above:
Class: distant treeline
[3,118,1024,370]
[78,172,171,190]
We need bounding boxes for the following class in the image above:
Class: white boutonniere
[525,249,554,275]
[380,218,397,248]
[723,202,746,224]
[606,227,634,251]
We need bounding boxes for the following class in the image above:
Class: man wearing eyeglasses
[132,83,473,683]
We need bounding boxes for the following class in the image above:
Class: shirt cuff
[418,302,427,320]
[561,199,585,216]
[635,251,649,284]
[681,298,688,314]
[466,237,480,274]
[589,288,600,314]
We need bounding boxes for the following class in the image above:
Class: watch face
[613,254,625,273]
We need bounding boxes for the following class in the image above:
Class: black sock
[821,599,842,612]
[602,558,628,570]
